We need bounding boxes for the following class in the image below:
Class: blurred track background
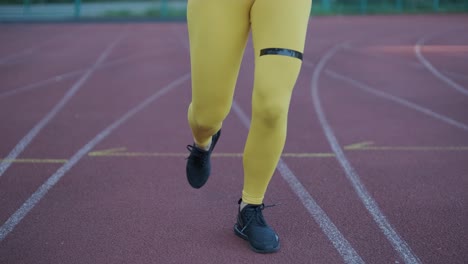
[1,1,467,264]
[1,0,468,22]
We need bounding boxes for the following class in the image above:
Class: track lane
[1,16,467,264]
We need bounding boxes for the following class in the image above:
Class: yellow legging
[187,0,312,205]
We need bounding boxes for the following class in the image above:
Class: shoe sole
[233,224,280,254]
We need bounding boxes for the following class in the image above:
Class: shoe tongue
[189,144,209,159]
[243,205,267,224]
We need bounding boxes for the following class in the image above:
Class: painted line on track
[344,141,468,151]
[88,148,335,158]
[415,33,468,96]
[4,141,467,164]
[325,70,468,132]
[310,44,421,264]
[0,50,157,101]
[0,70,82,100]
[0,47,35,65]
[343,44,468,82]
[0,34,125,179]
[0,33,72,65]
[0,72,190,241]
[344,45,424,69]
[232,101,365,264]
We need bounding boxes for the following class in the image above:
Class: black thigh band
[260,48,303,61]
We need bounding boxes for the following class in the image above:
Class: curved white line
[415,37,468,96]
[0,73,190,241]
[342,44,468,82]
[232,101,364,264]
[325,70,468,132]
[310,44,421,264]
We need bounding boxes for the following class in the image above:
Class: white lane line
[310,44,422,264]
[343,45,424,69]
[325,70,468,132]
[442,70,468,82]
[415,36,468,96]
[0,70,82,100]
[0,47,35,65]
[0,33,72,65]
[0,51,158,101]
[232,101,364,264]
[342,44,468,82]
[0,73,191,241]
[0,35,125,179]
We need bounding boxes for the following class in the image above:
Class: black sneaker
[186,130,221,189]
[234,199,280,253]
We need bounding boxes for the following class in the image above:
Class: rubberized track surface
[0,15,467,264]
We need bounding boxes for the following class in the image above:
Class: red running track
[0,15,467,264]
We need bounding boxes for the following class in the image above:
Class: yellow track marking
[88,148,335,158]
[282,153,335,158]
[344,141,468,151]
[3,141,467,164]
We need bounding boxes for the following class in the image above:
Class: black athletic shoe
[186,130,221,189]
[234,199,280,253]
